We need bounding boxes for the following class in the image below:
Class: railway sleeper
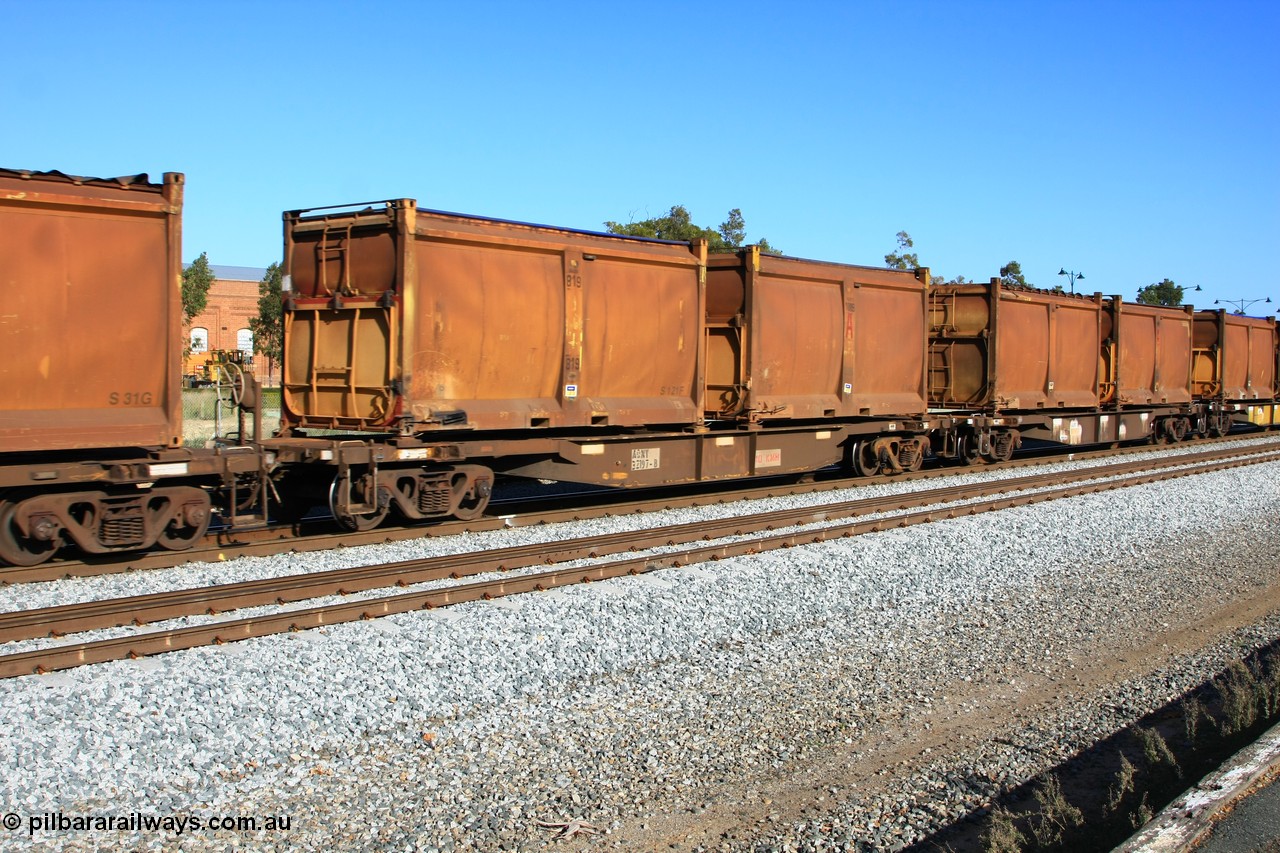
[0,486,211,567]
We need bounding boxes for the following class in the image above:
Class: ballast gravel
[0,441,1277,851]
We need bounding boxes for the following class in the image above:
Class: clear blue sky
[6,1,1278,311]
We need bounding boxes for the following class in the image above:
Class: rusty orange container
[930,281,1102,411]
[282,200,706,432]
[0,169,185,452]
[705,249,930,420]
[1193,310,1278,401]
[1101,300,1194,406]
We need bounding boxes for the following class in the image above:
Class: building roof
[208,265,268,282]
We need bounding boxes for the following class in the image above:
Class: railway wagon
[271,200,937,528]
[928,280,1198,458]
[705,246,932,473]
[275,199,709,526]
[1193,309,1280,428]
[0,168,258,567]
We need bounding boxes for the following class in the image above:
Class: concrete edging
[1115,719,1280,852]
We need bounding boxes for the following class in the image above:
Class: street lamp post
[1214,296,1272,315]
[1058,268,1084,294]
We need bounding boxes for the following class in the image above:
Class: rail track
[7,432,1276,584]
[1,439,1276,680]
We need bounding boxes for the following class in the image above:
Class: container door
[283,299,399,429]
[282,205,404,430]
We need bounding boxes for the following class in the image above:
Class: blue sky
[6,1,1278,311]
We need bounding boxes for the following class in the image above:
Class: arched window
[237,328,253,356]
[190,327,209,353]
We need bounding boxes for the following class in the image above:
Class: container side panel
[581,258,698,419]
[1053,304,1102,406]
[0,203,176,450]
[1157,317,1193,404]
[1117,313,1156,403]
[1249,325,1276,397]
[850,284,927,413]
[407,238,563,424]
[752,278,842,405]
[995,300,1049,408]
[1222,323,1250,398]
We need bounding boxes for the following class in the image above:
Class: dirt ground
[589,570,1280,851]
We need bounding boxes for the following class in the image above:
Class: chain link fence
[182,386,282,447]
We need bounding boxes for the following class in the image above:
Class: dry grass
[982,806,1025,853]
[1028,774,1083,847]
[1218,660,1261,735]
[1136,726,1181,778]
[1106,753,1137,815]
[1130,791,1152,830]
[1183,696,1205,747]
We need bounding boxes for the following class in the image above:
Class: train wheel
[155,496,212,551]
[328,471,390,532]
[1171,417,1190,442]
[851,441,882,476]
[955,435,982,466]
[0,501,59,567]
[1209,415,1229,438]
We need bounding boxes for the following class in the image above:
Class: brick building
[183,265,277,386]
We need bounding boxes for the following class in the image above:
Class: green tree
[884,231,919,270]
[1135,278,1185,306]
[999,261,1029,288]
[181,252,216,358]
[718,208,746,248]
[249,263,284,383]
[606,205,779,254]
[883,230,971,283]
[181,252,216,324]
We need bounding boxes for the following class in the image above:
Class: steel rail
[8,433,1279,585]
[0,451,1274,679]
[1,445,1276,645]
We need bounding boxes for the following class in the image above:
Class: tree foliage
[999,261,1029,288]
[249,262,284,378]
[1135,278,1185,306]
[883,230,973,284]
[605,205,779,254]
[181,252,215,324]
[884,231,919,270]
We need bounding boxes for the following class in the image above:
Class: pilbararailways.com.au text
[4,810,291,837]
